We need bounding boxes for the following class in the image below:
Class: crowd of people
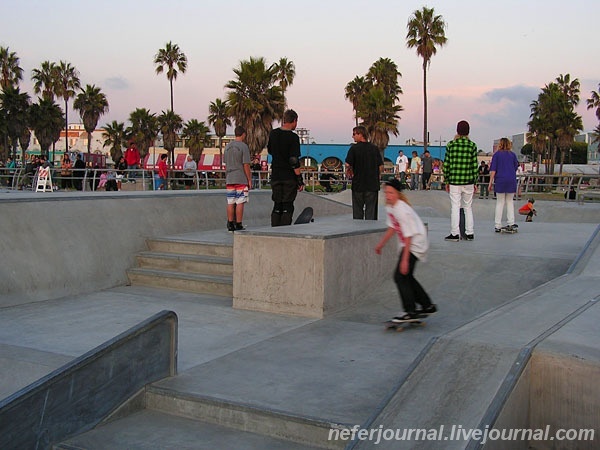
[0,116,543,329]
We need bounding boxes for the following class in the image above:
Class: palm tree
[127,108,158,160]
[102,120,126,163]
[157,109,183,167]
[345,76,368,127]
[528,80,583,177]
[555,73,580,106]
[207,98,231,168]
[73,84,109,154]
[54,61,81,153]
[347,59,403,160]
[587,84,600,121]
[366,57,402,101]
[271,57,296,110]
[182,119,212,162]
[154,41,187,112]
[225,56,284,157]
[30,98,64,157]
[31,61,58,101]
[357,85,403,159]
[19,126,31,162]
[406,6,447,153]
[0,46,23,89]
[0,86,30,159]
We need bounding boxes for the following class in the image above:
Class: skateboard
[500,227,517,234]
[294,206,314,224]
[384,319,425,332]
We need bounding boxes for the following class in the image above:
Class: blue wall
[297,143,446,164]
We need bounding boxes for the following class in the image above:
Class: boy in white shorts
[224,126,252,231]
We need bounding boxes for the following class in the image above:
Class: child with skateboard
[518,198,536,222]
[375,178,437,325]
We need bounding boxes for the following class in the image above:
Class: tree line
[527,74,600,174]
[0,42,296,166]
[1,5,599,171]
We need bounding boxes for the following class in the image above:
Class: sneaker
[235,222,246,231]
[510,224,518,229]
[494,227,502,233]
[391,313,419,323]
[416,304,437,316]
[227,221,235,232]
[444,234,460,242]
[465,234,474,241]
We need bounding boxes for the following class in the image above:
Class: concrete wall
[529,351,600,450]
[0,191,350,308]
[0,310,177,450]
[233,220,396,318]
[483,362,531,450]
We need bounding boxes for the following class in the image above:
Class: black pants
[271,179,298,226]
[351,190,378,220]
[393,252,432,314]
[422,172,431,189]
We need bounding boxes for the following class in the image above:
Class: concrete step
[147,238,233,258]
[127,267,232,297]
[54,409,325,449]
[144,386,346,449]
[137,251,233,276]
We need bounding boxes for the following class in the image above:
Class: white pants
[494,193,515,228]
[449,184,474,235]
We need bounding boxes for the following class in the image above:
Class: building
[297,143,447,172]
[20,124,446,172]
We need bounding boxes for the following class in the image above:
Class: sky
[2,0,599,151]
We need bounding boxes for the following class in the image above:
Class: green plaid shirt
[444,137,479,185]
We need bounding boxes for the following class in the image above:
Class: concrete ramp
[353,227,600,450]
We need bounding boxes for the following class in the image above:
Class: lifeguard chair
[35,167,53,192]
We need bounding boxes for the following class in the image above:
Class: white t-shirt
[396,154,408,172]
[385,200,429,261]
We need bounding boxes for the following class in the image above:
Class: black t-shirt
[267,127,301,182]
[345,141,383,192]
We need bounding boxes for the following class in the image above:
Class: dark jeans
[352,190,378,220]
[422,172,431,189]
[271,179,298,226]
[393,252,432,314]
[479,182,489,198]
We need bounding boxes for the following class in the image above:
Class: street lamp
[434,136,447,147]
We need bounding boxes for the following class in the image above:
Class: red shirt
[157,158,168,178]
[124,146,140,166]
[519,202,534,214]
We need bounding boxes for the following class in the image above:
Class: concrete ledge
[146,387,346,449]
[0,310,177,450]
[233,217,396,318]
[0,190,350,307]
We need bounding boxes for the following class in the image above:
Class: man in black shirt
[267,109,302,226]
[345,126,384,220]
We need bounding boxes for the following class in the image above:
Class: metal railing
[2,167,598,199]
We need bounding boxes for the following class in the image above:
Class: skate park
[0,189,598,449]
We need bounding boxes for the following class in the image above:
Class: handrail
[1,166,599,195]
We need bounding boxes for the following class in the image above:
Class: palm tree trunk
[219,137,223,169]
[170,80,174,112]
[63,99,69,164]
[422,62,428,153]
[87,131,92,154]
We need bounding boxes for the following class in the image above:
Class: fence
[1,167,599,199]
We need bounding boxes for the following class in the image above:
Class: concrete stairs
[127,237,233,297]
[54,387,339,449]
